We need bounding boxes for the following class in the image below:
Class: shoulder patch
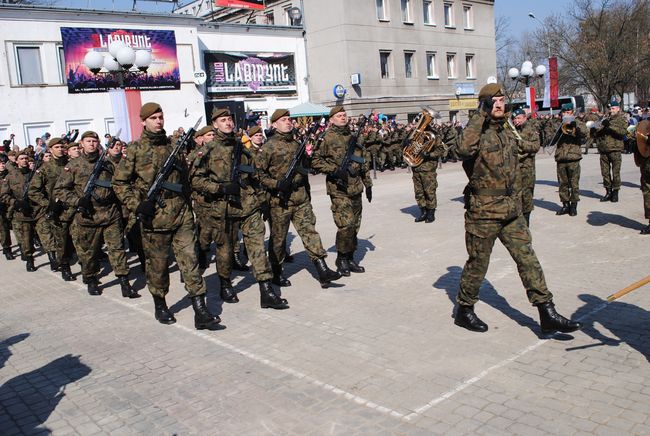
[198,151,203,157]
[64,167,71,172]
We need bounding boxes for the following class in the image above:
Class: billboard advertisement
[215,0,264,10]
[205,51,296,97]
[60,27,180,93]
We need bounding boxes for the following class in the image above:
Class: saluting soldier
[112,103,220,329]
[593,101,627,202]
[512,108,541,226]
[192,108,289,310]
[0,156,14,260]
[311,106,373,276]
[554,103,586,216]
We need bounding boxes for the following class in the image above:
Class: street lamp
[528,12,551,58]
[508,60,546,117]
[83,41,152,88]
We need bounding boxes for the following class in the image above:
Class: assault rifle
[228,135,243,208]
[20,149,44,214]
[334,110,373,191]
[76,145,108,219]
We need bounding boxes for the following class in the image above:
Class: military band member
[512,108,541,226]
[410,133,445,223]
[555,103,586,216]
[255,109,341,288]
[113,103,220,329]
[593,102,627,202]
[0,156,14,260]
[454,83,581,335]
[311,106,373,276]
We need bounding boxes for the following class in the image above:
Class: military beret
[48,137,64,148]
[140,102,163,120]
[0,154,7,164]
[194,126,214,138]
[478,83,504,100]
[7,151,16,157]
[329,105,345,117]
[561,103,574,111]
[248,125,262,137]
[211,107,231,121]
[271,109,290,123]
[16,149,29,157]
[512,108,526,117]
[80,131,99,140]
[66,142,79,150]
[610,101,620,107]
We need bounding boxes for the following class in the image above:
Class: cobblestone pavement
[1,152,648,435]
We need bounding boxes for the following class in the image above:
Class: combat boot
[335,253,351,277]
[313,258,341,288]
[47,251,59,271]
[523,212,531,227]
[454,305,488,332]
[190,294,221,330]
[285,252,295,263]
[425,208,436,223]
[259,281,289,310]
[60,263,75,281]
[86,277,101,296]
[600,188,611,202]
[556,202,570,215]
[197,248,209,270]
[347,253,365,273]
[25,256,36,272]
[569,202,578,216]
[3,247,14,260]
[118,276,140,299]
[233,250,249,271]
[610,189,619,202]
[414,208,427,223]
[536,301,582,334]
[271,263,291,287]
[219,277,239,303]
[152,295,176,325]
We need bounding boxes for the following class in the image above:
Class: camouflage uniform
[187,144,214,255]
[516,120,541,216]
[360,128,380,171]
[555,120,586,204]
[638,154,650,222]
[0,167,12,252]
[411,139,445,211]
[594,112,627,194]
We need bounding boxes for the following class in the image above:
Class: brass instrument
[403,108,440,167]
[505,118,523,142]
[585,113,612,130]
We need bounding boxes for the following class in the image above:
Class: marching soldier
[555,103,586,216]
[311,106,373,276]
[454,83,582,335]
[254,109,341,288]
[0,156,14,260]
[112,103,219,329]
[192,108,289,310]
[410,130,445,223]
[593,102,627,202]
[67,143,81,160]
[512,108,541,226]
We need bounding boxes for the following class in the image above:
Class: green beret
[610,101,620,107]
[17,149,29,157]
[48,137,64,148]
[211,107,231,121]
[512,108,526,117]
[271,109,290,123]
[193,126,214,138]
[7,150,17,157]
[140,102,163,120]
[561,103,574,111]
[478,83,504,100]
[248,125,262,136]
[80,131,99,140]
[329,105,345,117]
[66,142,79,150]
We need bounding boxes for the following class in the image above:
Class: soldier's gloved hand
[49,200,65,217]
[331,168,348,181]
[77,197,93,215]
[365,186,372,203]
[14,199,31,213]
[601,118,610,128]
[478,98,493,117]
[135,199,156,220]
[276,179,292,193]
[218,182,240,196]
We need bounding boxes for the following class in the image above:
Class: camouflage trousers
[269,200,326,265]
[12,220,35,257]
[640,156,650,219]
[71,216,128,281]
[35,216,57,253]
[520,157,536,214]
[194,202,214,252]
[599,151,622,190]
[0,214,11,249]
[457,215,553,307]
[50,220,73,264]
[140,209,205,298]
[556,160,581,203]
[330,194,363,254]
[412,169,438,209]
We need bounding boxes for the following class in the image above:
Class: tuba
[403,108,440,167]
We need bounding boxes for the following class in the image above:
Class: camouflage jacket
[594,113,627,153]
[0,166,42,222]
[516,121,541,165]
[458,113,522,221]
[413,138,446,173]
[53,150,121,227]
[113,129,192,232]
[191,130,259,218]
[311,124,372,197]
[28,155,75,222]
[555,119,586,163]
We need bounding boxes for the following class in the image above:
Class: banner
[61,27,180,94]
[205,51,297,97]
[543,56,559,109]
[215,0,264,9]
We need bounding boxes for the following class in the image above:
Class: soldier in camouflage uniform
[113,103,220,329]
[593,102,627,202]
[635,140,650,234]
[311,106,373,276]
[53,131,138,298]
[555,103,586,217]
[0,157,14,260]
[410,131,446,223]
[192,108,289,310]
[582,109,600,154]
[512,108,541,226]
[453,83,581,336]
[28,138,75,281]
[254,109,341,289]
[359,124,381,173]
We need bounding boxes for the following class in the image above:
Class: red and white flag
[543,57,559,109]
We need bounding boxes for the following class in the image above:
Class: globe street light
[509,60,546,117]
[83,41,153,89]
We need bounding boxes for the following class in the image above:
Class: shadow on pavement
[621,181,641,189]
[0,354,91,434]
[536,179,602,200]
[567,294,649,362]
[0,333,30,369]
[400,205,420,218]
[533,197,562,213]
[586,211,646,231]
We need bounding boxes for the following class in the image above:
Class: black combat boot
[86,277,101,296]
[425,208,436,223]
[313,258,341,288]
[335,253,351,277]
[219,277,239,303]
[610,189,619,203]
[197,248,209,270]
[60,263,75,281]
[118,276,140,299]
[641,223,650,235]
[284,248,294,263]
[556,202,570,215]
[414,208,427,223]
[454,305,488,332]
[25,256,36,272]
[536,301,582,334]
[3,247,14,260]
[152,295,176,325]
[259,281,289,310]
[523,212,531,227]
[271,263,291,287]
[190,294,221,330]
[233,250,249,271]
[347,253,365,273]
[569,202,578,216]
[47,251,59,271]
[600,188,612,202]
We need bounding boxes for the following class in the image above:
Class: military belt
[471,187,512,196]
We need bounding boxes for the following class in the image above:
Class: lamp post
[83,41,152,89]
[528,13,551,58]
[508,61,546,117]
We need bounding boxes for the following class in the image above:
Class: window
[463,4,473,29]
[446,53,456,78]
[465,54,475,78]
[380,51,392,79]
[16,46,43,85]
[264,12,274,25]
[57,46,67,84]
[401,0,412,23]
[404,51,415,78]
[423,0,435,25]
[376,0,389,21]
[444,2,454,27]
[426,52,438,78]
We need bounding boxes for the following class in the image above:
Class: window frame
[423,0,435,26]
[57,45,67,85]
[404,50,416,78]
[14,45,44,86]
[465,53,475,79]
[401,0,413,24]
[463,4,474,30]
[426,51,439,79]
[376,0,390,21]
[380,50,393,79]
[446,52,457,79]
[443,2,455,28]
